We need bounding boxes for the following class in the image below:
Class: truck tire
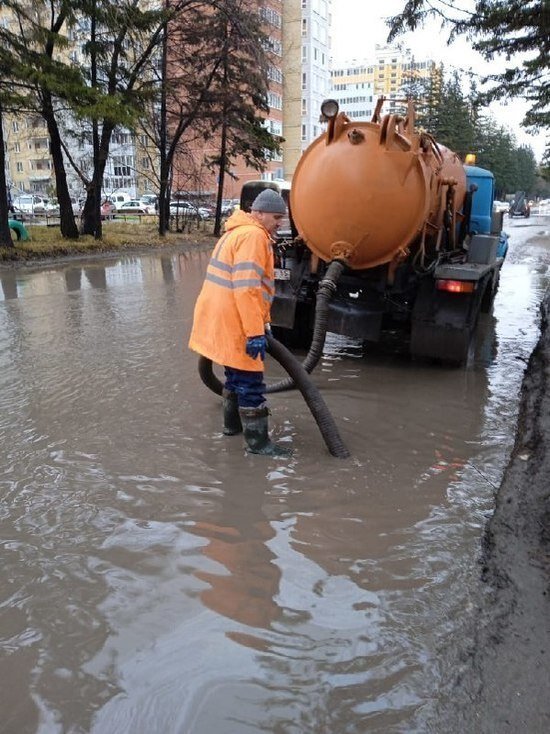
[410,319,473,365]
[480,272,499,313]
[410,277,487,365]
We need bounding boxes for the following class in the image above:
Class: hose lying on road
[197,331,351,458]
[265,332,350,458]
[266,258,347,394]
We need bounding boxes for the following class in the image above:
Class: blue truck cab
[465,164,494,235]
[465,164,508,259]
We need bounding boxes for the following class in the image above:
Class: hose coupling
[319,277,338,294]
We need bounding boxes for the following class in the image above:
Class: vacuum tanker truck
[240,98,508,365]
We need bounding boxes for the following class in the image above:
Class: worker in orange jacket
[189,189,290,456]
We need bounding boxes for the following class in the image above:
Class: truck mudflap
[271,279,298,328]
[411,267,491,364]
[327,299,383,341]
[271,257,312,328]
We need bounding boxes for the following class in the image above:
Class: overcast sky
[330,0,547,161]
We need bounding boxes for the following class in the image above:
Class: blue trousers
[224,367,266,408]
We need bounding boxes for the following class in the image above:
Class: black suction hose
[198,354,223,396]
[197,337,351,458]
[265,332,350,458]
[266,258,347,394]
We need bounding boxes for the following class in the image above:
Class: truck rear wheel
[410,278,486,365]
[410,320,473,365]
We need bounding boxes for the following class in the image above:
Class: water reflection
[188,484,282,631]
[84,265,107,290]
[1,269,18,299]
[64,266,82,292]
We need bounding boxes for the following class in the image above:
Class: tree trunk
[213,44,230,238]
[158,11,169,237]
[80,124,114,237]
[0,104,14,248]
[42,93,79,239]
[213,114,228,237]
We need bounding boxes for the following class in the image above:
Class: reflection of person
[191,513,281,632]
[189,189,290,457]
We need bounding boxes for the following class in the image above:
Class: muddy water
[0,219,548,733]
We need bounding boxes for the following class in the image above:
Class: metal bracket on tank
[326,112,350,145]
[379,114,411,151]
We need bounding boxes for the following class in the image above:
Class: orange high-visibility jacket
[188,210,275,371]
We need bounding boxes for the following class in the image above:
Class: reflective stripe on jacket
[188,210,275,371]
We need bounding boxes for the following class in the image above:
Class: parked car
[170,200,210,219]
[106,192,132,210]
[101,200,116,219]
[116,200,156,215]
[12,194,58,215]
[492,200,509,213]
[140,194,158,210]
[221,198,240,216]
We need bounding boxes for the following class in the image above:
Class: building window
[12,121,19,132]
[14,142,20,153]
[267,65,283,84]
[16,162,24,172]
[301,124,306,141]
[264,36,282,55]
[267,92,282,110]
[113,132,131,146]
[259,7,282,28]
[112,155,134,176]
[302,18,307,36]
[266,118,283,136]
[302,72,307,90]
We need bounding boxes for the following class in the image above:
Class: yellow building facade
[331,44,439,118]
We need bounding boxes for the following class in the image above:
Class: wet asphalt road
[0,216,548,733]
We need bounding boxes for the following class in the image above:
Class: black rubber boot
[222,389,243,435]
[238,405,291,457]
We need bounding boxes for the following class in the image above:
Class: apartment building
[2,1,331,204]
[3,115,53,197]
[171,0,331,198]
[331,44,438,120]
[170,0,288,200]
[281,0,331,180]
[1,5,155,203]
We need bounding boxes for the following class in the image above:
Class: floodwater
[1,218,548,734]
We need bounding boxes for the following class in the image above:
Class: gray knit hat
[251,188,287,214]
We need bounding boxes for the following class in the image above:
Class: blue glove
[246,335,267,360]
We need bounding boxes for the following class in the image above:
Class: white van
[12,194,51,214]
[106,192,132,210]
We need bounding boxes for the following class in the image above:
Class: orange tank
[290,99,467,270]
